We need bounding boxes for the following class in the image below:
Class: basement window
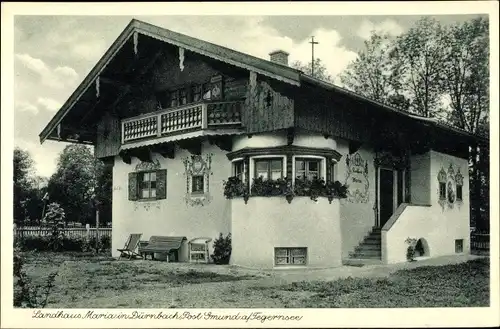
[455,239,464,253]
[275,247,307,266]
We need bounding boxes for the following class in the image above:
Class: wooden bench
[138,236,187,261]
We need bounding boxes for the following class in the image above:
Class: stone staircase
[348,227,382,260]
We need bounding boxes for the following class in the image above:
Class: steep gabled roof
[39,18,488,145]
[39,19,302,144]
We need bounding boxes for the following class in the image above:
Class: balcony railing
[121,101,243,143]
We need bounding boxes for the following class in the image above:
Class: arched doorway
[415,238,430,257]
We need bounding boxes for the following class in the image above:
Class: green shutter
[156,169,167,200]
[128,172,138,201]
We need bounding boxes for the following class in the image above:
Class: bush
[211,233,231,265]
[63,237,86,252]
[251,177,290,197]
[14,247,57,308]
[41,203,66,252]
[83,235,111,253]
[223,176,247,199]
[405,237,417,262]
[15,236,51,252]
[14,235,111,252]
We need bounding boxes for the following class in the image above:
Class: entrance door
[379,168,395,227]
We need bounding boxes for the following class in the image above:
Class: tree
[93,159,113,225]
[441,17,489,134]
[340,33,400,104]
[48,145,97,225]
[291,58,334,83]
[13,148,36,224]
[438,17,489,232]
[390,17,447,117]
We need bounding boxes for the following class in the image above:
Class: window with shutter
[128,172,138,201]
[156,169,167,199]
[129,169,167,201]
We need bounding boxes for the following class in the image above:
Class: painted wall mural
[345,153,370,203]
[437,162,464,211]
[135,159,161,172]
[182,153,214,206]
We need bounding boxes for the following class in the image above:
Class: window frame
[192,84,202,103]
[439,182,447,200]
[157,79,221,110]
[202,83,212,100]
[179,88,188,106]
[169,89,180,108]
[274,247,308,266]
[191,175,205,195]
[137,170,158,201]
[253,157,285,181]
[456,184,463,201]
[294,157,322,181]
[455,239,464,253]
[292,155,327,185]
[232,159,245,183]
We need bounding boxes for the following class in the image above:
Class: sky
[12,12,488,178]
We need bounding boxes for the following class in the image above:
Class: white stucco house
[39,19,488,268]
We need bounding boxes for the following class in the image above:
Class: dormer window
[170,90,180,107]
[156,75,223,110]
[202,83,212,100]
[179,89,188,105]
[192,85,202,102]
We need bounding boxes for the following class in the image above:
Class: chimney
[269,50,289,66]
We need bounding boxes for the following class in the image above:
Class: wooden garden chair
[117,233,142,259]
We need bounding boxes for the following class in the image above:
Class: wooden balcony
[121,101,243,144]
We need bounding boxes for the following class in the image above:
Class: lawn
[254,258,490,308]
[14,252,489,308]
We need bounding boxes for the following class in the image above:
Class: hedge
[15,235,111,252]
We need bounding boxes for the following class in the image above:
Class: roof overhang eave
[301,74,489,145]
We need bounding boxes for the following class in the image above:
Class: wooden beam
[110,49,163,111]
[133,147,153,163]
[119,150,132,165]
[178,139,202,155]
[286,127,295,145]
[80,99,102,126]
[109,85,131,111]
[153,143,175,159]
[98,76,131,89]
[134,49,164,82]
[349,141,362,154]
[99,156,115,167]
[208,136,232,152]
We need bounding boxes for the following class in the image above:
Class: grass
[16,252,259,308]
[254,258,490,308]
[15,252,489,308]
